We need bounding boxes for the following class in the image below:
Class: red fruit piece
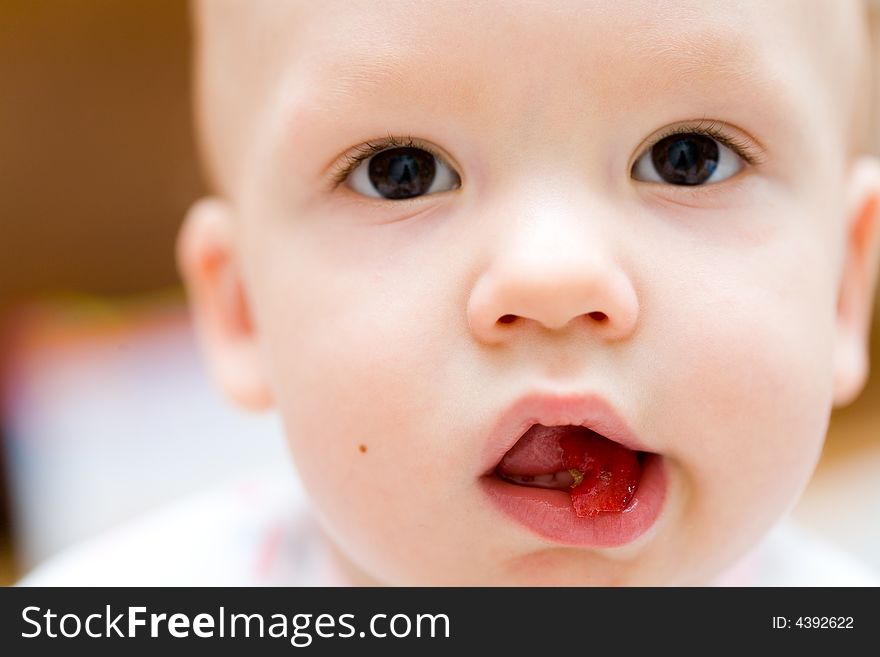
[559,428,641,518]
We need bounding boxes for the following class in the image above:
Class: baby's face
[184,0,880,584]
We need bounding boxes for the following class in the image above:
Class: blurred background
[0,0,293,585]
[0,1,878,586]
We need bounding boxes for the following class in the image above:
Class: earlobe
[176,197,274,411]
[832,156,880,408]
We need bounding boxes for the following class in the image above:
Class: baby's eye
[631,132,744,186]
[345,146,461,200]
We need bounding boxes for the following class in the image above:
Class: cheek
[642,228,838,562]
[244,222,485,581]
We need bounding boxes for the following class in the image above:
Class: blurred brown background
[0,0,204,583]
[0,0,203,306]
[0,1,878,585]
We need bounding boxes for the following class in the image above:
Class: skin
[178,0,880,585]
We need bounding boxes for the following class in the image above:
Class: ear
[833,155,880,408]
[176,197,274,411]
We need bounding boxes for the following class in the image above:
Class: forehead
[195,0,868,188]
[205,0,860,94]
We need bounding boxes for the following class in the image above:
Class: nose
[466,201,639,345]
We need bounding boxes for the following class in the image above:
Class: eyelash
[330,134,443,188]
[329,120,766,188]
[642,118,766,168]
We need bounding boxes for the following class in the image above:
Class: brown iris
[368,147,437,199]
[650,133,719,185]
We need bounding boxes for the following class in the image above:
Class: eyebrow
[624,26,807,138]
[631,23,784,102]
[286,22,815,161]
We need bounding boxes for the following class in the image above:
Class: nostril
[588,311,608,322]
[498,314,517,324]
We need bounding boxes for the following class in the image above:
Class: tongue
[496,424,642,517]
[496,425,568,475]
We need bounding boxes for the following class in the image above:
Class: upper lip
[480,391,648,476]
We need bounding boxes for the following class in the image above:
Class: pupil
[651,134,719,185]
[368,147,437,199]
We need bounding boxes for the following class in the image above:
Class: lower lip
[480,454,667,548]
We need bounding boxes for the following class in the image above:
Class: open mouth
[478,393,667,547]
[494,424,645,518]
